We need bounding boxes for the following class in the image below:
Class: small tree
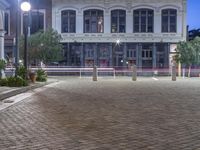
[175,41,196,77]
[192,37,200,65]
[20,28,63,66]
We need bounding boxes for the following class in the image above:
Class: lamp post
[15,0,20,74]
[20,1,31,79]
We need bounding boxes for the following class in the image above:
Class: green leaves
[20,28,63,65]
[0,59,6,71]
[175,36,200,66]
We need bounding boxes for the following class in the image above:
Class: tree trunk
[188,65,191,77]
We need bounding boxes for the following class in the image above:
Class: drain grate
[3,100,14,103]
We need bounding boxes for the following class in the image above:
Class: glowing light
[20,2,31,12]
[116,39,120,44]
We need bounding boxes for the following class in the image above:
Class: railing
[5,66,200,78]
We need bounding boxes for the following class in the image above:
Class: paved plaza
[1,77,200,150]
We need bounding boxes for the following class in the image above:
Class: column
[136,44,139,66]
[0,30,5,78]
[138,43,142,68]
[123,43,127,67]
[67,43,70,66]
[80,43,84,67]
[154,11,161,33]
[153,43,157,68]
[94,43,98,66]
[109,43,113,67]
[164,43,170,68]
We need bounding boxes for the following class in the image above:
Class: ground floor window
[61,43,169,68]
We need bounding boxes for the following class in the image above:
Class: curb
[0,80,57,101]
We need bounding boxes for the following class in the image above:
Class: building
[0,0,9,77]
[52,0,187,68]
[3,0,52,60]
[4,0,187,69]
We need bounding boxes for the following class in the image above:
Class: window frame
[133,9,154,33]
[111,9,126,33]
[161,9,177,33]
[83,9,104,33]
[61,10,76,33]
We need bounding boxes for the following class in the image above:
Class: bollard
[132,65,137,81]
[93,65,97,81]
[172,64,176,81]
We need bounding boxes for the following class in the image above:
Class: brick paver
[1,77,200,150]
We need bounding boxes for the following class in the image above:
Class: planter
[29,72,36,83]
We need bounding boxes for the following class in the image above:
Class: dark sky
[187,0,200,29]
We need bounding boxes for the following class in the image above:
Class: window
[133,9,154,33]
[111,10,126,33]
[4,12,9,35]
[142,49,152,59]
[61,10,76,33]
[99,44,109,58]
[84,9,103,33]
[23,10,45,34]
[127,44,136,58]
[162,9,177,32]
[85,44,95,58]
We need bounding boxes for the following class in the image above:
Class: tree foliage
[175,36,200,77]
[20,28,63,65]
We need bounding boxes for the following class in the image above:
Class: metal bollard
[132,65,137,81]
[172,64,176,81]
[93,65,97,81]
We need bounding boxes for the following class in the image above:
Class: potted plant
[29,71,37,83]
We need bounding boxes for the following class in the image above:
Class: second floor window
[133,9,154,33]
[23,10,45,34]
[61,10,76,33]
[4,12,9,35]
[84,9,104,33]
[162,9,177,33]
[111,9,126,33]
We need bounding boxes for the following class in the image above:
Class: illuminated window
[84,9,104,33]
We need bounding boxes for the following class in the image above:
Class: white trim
[131,5,157,11]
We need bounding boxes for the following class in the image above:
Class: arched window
[133,9,154,33]
[162,9,177,32]
[23,10,45,34]
[111,9,126,33]
[84,9,104,33]
[61,10,76,33]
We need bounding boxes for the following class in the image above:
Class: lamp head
[20,1,31,12]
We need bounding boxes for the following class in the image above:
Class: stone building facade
[52,0,187,68]
[4,0,187,69]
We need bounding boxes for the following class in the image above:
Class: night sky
[187,0,200,29]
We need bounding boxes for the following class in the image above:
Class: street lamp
[20,1,31,79]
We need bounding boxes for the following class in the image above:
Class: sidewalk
[0,78,58,101]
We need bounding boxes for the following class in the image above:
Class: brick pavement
[1,77,200,150]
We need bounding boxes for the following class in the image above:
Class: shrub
[36,69,47,82]
[0,59,6,69]
[0,78,8,86]
[16,65,27,79]
[0,76,28,87]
